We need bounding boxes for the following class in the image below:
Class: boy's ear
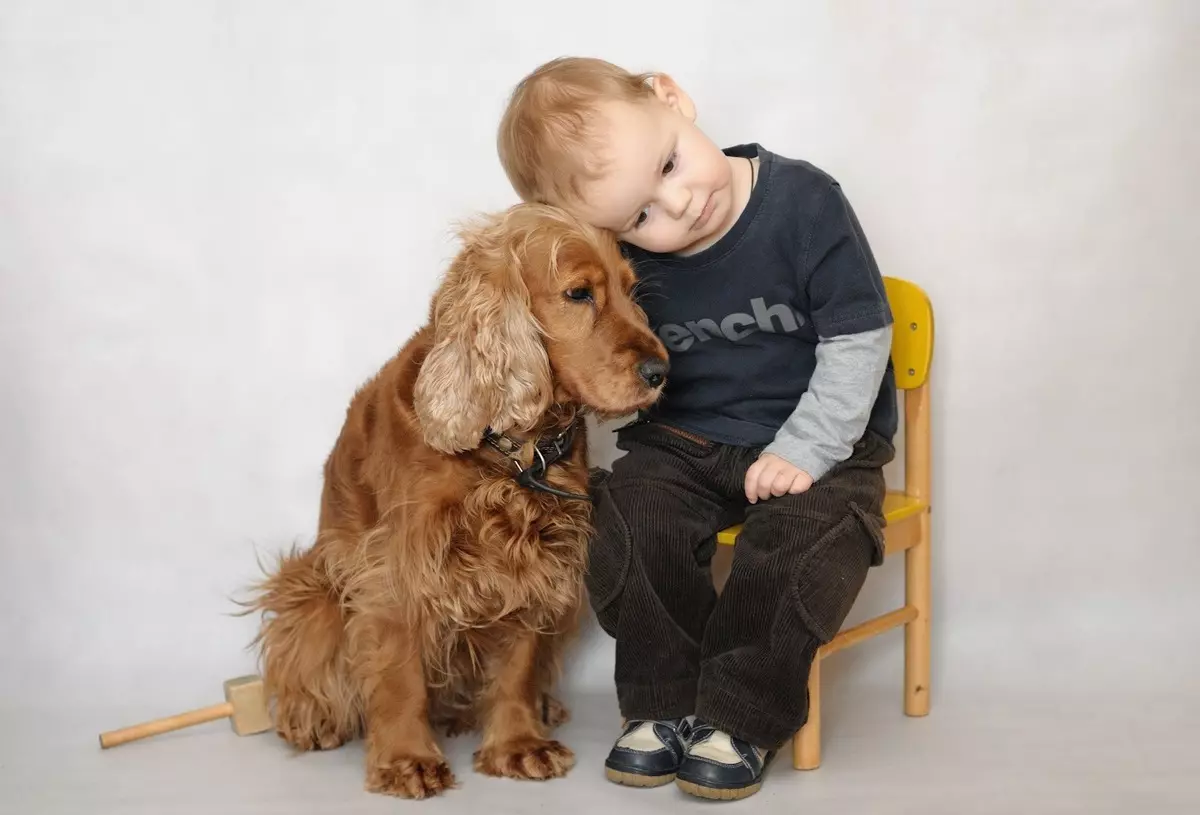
[650,74,696,122]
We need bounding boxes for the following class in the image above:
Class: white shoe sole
[605,767,676,788]
[676,777,763,800]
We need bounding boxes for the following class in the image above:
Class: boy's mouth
[692,193,716,231]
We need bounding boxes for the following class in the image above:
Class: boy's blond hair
[497,57,656,205]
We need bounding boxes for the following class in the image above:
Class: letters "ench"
[657,297,806,352]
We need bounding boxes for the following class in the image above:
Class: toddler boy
[496,57,897,800]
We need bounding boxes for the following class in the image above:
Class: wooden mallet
[99,675,272,749]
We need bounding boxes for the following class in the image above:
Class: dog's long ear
[413,214,553,454]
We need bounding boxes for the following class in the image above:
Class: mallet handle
[99,701,234,749]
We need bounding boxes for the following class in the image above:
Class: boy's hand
[745,453,813,504]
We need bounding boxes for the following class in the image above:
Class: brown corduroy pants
[586,420,894,749]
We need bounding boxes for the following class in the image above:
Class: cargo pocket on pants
[583,482,633,637]
[788,501,887,643]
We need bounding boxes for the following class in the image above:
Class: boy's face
[572,81,738,256]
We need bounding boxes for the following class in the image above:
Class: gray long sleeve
[762,325,892,481]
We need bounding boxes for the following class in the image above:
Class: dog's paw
[279,725,348,752]
[541,693,570,728]
[274,709,352,752]
[366,756,456,799]
[474,737,575,780]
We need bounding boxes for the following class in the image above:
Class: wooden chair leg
[904,510,931,716]
[793,656,821,769]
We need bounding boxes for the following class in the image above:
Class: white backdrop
[3,0,1198,734]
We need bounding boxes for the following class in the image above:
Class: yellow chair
[716,276,934,770]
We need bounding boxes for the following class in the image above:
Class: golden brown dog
[245,203,668,799]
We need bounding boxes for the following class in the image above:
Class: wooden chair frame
[715,276,934,770]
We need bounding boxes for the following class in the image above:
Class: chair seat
[716,490,926,546]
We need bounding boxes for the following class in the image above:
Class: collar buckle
[481,420,590,502]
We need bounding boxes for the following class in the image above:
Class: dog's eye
[565,287,593,303]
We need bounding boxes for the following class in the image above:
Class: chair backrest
[883,277,934,390]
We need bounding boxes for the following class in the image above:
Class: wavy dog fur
[243,203,668,799]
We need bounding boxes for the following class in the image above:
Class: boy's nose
[662,187,692,219]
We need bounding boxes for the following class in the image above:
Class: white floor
[4,683,1196,815]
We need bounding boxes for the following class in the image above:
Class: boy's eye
[662,152,677,175]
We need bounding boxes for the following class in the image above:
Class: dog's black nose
[637,358,668,388]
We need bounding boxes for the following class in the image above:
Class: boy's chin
[670,231,720,256]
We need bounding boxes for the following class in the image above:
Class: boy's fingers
[758,463,781,502]
[747,461,773,503]
[744,462,762,503]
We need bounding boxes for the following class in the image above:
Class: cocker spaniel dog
[245,203,668,799]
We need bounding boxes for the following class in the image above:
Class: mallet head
[223,675,272,736]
